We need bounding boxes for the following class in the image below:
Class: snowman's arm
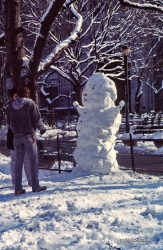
[119,100,125,110]
[73,101,85,114]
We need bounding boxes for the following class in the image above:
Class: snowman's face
[82,73,117,109]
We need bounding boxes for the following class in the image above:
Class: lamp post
[122,46,130,133]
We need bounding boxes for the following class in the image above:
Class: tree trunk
[4,0,66,102]
[4,0,25,89]
[73,85,83,106]
[135,77,143,113]
[28,0,66,102]
[27,73,39,104]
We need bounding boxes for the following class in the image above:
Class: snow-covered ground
[1,140,163,250]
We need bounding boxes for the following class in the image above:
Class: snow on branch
[38,4,83,73]
[146,80,163,94]
[118,0,163,13]
[0,32,4,47]
[65,0,76,6]
[146,38,160,63]
[137,86,143,98]
[0,32,4,39]
[37,71,54,86]
[40,86,50,97]
[28,0,67,79]
[105,72,124,78]
[80,58,96,76]
[50,65,76,85]
[46,92,76,104]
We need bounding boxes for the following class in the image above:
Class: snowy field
[1,71,163,249]
[1,141,163,250]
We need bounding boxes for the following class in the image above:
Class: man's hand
[40,129,46,135]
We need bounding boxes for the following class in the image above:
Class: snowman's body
[74,73,124,174]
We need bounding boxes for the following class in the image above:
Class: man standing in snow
[6,88,32,188]
[6,86,47,196]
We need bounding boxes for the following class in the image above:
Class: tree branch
[118,0,163,12]
[38,3,83,74]
[28,0,67,80]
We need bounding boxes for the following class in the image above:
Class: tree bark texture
[4,0,25,89]
[4,0,67,103]
[28,0,66,102]
[73,84,83,106]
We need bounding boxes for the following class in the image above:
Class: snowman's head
[82,73,117,109]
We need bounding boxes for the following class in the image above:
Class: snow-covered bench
[131,112,163,147]
[37,135,77,173]
[132,125,163,135]
[120,124,163,148]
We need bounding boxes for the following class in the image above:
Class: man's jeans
[10,150,32,186]
[14,134,40,192]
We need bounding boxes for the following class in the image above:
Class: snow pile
[0,159,163,250]
[74,73,124,174]
[0,127,163,249]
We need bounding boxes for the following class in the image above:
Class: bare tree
[39,0,133,105]
[118,0,163,12]
[39,0,161,107]
[1,0,163,110]
[2,0,82,102]
[118,0,163,111]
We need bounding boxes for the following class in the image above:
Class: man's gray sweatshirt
[6,97,45,135]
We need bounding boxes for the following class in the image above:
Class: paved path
[0,139,163,176]
[117,153,163,175]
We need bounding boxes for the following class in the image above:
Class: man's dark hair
[17,86,30,98]
[8,88,17,98]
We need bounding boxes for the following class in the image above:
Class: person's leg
[23,152,32,186]
[14,135,25,192]
[23,135,40,191]
[10,150,16,186]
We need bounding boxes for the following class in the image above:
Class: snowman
[73,72,124,174]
